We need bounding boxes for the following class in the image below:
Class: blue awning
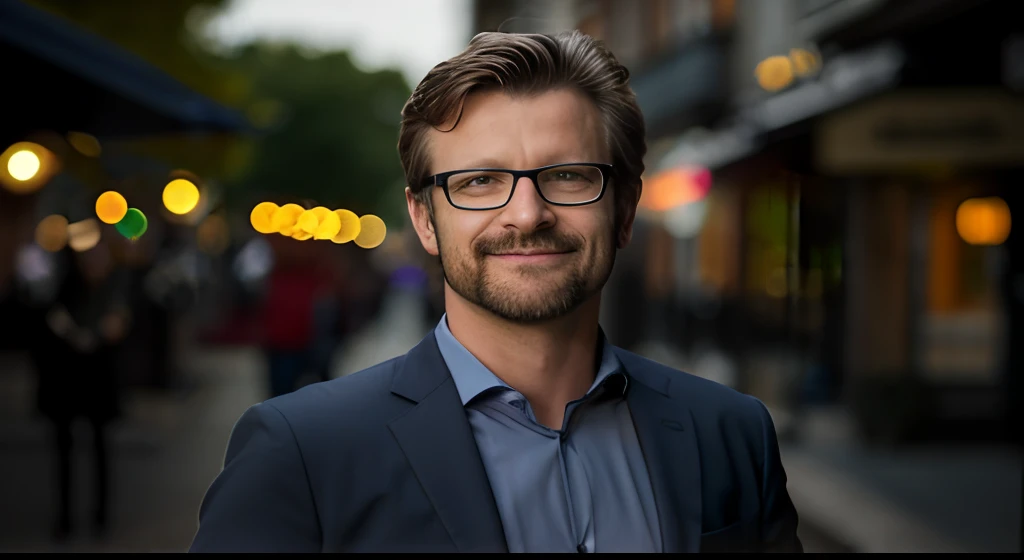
[630,35,728,139]
[0,0,249,135]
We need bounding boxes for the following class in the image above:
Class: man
[190,30,802,553]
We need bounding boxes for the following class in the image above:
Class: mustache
[475,229,582,255]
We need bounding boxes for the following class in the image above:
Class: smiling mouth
[488,251,573,263]
[491,250,572,256]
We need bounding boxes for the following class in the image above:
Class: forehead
[426,88,608,172]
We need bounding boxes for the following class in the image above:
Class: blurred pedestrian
[259,236,331,397]
[28,241,131,540]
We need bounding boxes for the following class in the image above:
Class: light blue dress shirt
[433,315,662,553]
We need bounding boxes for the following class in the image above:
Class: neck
[444,284,603,429]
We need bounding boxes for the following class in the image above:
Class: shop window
[744,183,790,298]
[921,186,1007,383]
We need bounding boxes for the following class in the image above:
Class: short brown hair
[398,30,646,221]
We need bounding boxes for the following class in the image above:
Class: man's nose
[497,177,556,233]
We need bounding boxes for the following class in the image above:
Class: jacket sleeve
[189,402,322,552]
[750,397,804,553]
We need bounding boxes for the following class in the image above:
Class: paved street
[0,285,1018,552]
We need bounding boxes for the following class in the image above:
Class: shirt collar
[433,313,627,407]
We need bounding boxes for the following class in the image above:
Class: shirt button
[577,544,587,553]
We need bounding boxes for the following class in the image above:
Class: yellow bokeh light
[250,202,280,234]
[310,207,341,240]
[296,209,320,235]
[331,209,361,244]
[271,203,305,235]
[95,191,128,224]
[163,179,200,215]
[354,215,387,249]
[291,230,313,241]
[35,214,69,252]
[956,196,1011,246]
[1,142,57,195]
[8,150,40,181]
[67,218,101,252]
[789,48,820,76]
[755,56,795,92]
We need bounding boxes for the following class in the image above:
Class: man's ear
[406,187,439,256]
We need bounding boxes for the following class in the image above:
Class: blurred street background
[1,0,1022,553]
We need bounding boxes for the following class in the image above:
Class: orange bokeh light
[640,166,712,212]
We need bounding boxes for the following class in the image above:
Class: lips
[492,250,571,256]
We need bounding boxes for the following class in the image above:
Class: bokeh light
[35,214,69,252]
[163,179,200,215]
[640,166,712,212]
[271,203,305,236]
[115,208,148,240]
[247,202,384,248]
[755,55,795,92]
[956,196,1011,246]
[297,209,320,235]
[1,142,57,195]
[95,191,128,224]
[67,218,101,252]
[250,202,279,234]
[789,48,821,77]
[311,207,341,240]
[354,215,387,249]
[8,150,40,181]
[331,209,361,244]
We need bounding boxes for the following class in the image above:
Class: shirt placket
[498,388,605,553]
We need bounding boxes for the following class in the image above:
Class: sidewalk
[633,339,1022,553]
[777,406,1021,553]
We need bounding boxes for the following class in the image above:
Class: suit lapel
[617,349,703,553]
[387,332,508,553]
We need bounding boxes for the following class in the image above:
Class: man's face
[407,88,635,323]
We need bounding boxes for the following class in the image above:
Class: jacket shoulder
[260,354,407,429]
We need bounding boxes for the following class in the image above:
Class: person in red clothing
[260,236,329,398]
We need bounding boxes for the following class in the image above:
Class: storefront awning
[654,40,906,172]
[631,35,728,138]
[0,0,249,138]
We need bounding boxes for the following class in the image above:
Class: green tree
[213,44,411,226]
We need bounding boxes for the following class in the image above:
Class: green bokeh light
[115,208,148,240]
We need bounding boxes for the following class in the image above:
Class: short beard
[434,222,613,324]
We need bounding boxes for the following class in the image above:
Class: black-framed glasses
[423,162,614,211]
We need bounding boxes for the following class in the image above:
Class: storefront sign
[816,89,1024,172]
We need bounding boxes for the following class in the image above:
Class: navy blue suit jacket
[189,333,802,553]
